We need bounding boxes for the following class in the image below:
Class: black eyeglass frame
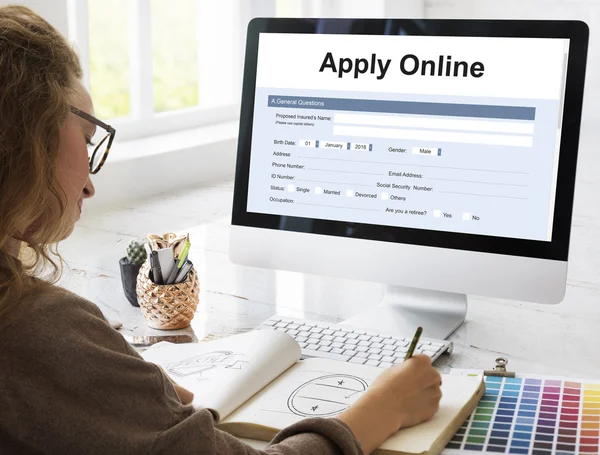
[70,105,116,174]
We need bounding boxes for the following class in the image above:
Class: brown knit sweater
[0,284,363,455]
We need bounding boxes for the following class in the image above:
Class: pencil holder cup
[136,260,200,330]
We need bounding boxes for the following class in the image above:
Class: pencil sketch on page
[287,375,368,417]
[166,350,248,381]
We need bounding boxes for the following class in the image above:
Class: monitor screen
[233,19,588,262]
[246,33,569,242]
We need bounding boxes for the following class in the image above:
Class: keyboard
[258,316,453,368]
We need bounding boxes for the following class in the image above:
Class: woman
[0,6,442,455]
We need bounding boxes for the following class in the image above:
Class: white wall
[0,0,69,35]
[330,0,424,17]
[424,0,599,127]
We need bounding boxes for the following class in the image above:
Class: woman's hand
[338,355,442,454]
[173,383,194,405]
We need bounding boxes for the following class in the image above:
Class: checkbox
[462,212,471,221]
[433,210,441,218]
[287,184,295,192]
[315,187,322,195]
[381,192,389,200]
[346,189,354,197]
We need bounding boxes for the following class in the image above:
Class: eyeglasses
[70,106,116,175]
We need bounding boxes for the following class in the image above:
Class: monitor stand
[339,286,467,340]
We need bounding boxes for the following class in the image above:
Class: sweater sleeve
[0,288,364,455]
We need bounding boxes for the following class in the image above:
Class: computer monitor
[230,19,589,340]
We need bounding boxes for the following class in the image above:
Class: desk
[58,129,600,381]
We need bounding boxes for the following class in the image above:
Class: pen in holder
[136,258,200,330]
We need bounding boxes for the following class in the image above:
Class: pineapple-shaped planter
[136,260,199,330]
[119,239,148,307]
[136,232,199,330]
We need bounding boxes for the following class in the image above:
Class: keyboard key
[287,329,299,336]
[381,349,394,357]
[298,331,310,337]
[331,348,344,354]
[379,362,392,368]
[357,340,371,347]
[366,360,380,367]
[355,346,368,353]
[307,344,319,350]
[298,342,307,348]
[343,349,357,356]
[288,324,300,330]
[349,357,367,365]
[367,348,382,355]
[346,333,359,339]
[303,349,351,362]
[333,330,348,337]
[296,336,308,343]
[382,339,395,346]
[318,346,332,352]
[345,339,359,346]
[275,322,288,328]
[358,335,371,341]
[310,327,323,334]
[368,354,382,361]
[332,342,344,349]
[371,343,384,349]
[322,335,335,341]
[264,319,277,326]
[356,351,369,358]
[322,329,334,335]
[320,340,332,347]
[307,338,320,345]
[381,356,395,363]
[393,358,404,365]
[334,336,346,343]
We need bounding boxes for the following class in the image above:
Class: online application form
[247,33,569,241]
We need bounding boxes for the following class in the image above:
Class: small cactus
[126,238,148,266]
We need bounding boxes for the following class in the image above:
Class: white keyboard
[258,316,453,368]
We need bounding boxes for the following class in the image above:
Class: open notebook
[142,330,484,455]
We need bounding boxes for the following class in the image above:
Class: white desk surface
[58,128,600,385]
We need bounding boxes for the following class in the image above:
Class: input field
[332,125,533,148]
[334,113,534,135]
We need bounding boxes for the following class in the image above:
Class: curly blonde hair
[0,5,83,312]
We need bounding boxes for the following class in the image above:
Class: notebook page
[142,330,301,421]
[221,358,483,454]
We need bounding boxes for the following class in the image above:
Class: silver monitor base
[339,286,467,340]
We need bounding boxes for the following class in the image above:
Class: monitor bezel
[232,18,589,261]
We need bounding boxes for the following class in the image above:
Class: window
[151,0,199,113]
[87,0,131,119]
[69,0,243,141]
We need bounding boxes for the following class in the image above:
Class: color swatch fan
[446,372,600,454]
